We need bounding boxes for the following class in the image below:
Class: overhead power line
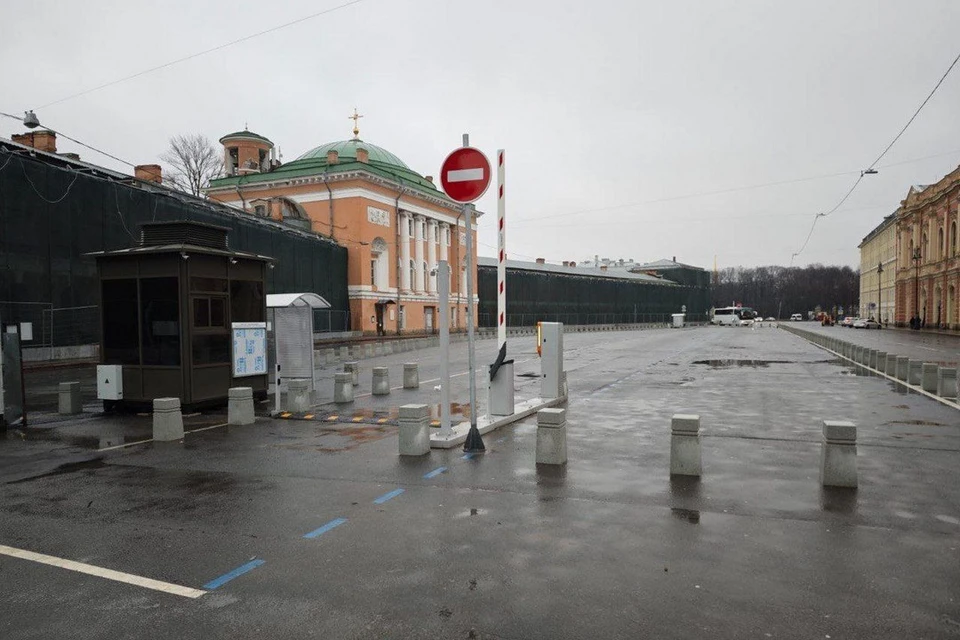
[791,47,960,264]
[34,0,368,110]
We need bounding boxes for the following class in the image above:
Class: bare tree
[160,134,222,197]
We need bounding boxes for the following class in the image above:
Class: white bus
[711,306,757,326]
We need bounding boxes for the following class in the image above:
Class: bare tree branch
[160,134,222,197]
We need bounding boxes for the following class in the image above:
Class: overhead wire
[34,0,368,110]
[790,47,960,264]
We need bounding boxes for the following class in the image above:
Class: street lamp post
[912,248,922,329]
[876,261,883,325]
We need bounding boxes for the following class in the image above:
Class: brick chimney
[356,147,369,163]
[562,261,569,267]
[135,164,163,184]
[570,261,576,268]
[12,130,57,154]
[425,175,434,184]
[600,265,608,272]
[327,150,339,165]
[536,258,545,264]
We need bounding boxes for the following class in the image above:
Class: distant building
[857,211,897,324]
[205,120,480,335]
[893,166,960,328]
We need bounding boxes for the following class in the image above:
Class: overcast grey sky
[2,0,958,270]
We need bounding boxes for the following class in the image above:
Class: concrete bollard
[855,346,865,364]
[228,387,255,425]
[820,420,857,488]
[374,343,383,357]
[876,351,887,372]
[908,360,923,386]
[385,342,395,355]
[896,356,910,382]
[334,372,354,403]
[152,397,184,442]
[866,349,877,369]
[670,414,702,477]
[58,381,82,415]
[337,346,349,359]
[921,363,938,393]
[398,404,430,456]
[937,367,957,399]
[372,367,390,395]
[324,348,337,365]
[288,378,311,412]
[403,363,419,389]
[364,343,374,358]
[344,361,360,386]
[536,408,567,465]
[885,354,897,377]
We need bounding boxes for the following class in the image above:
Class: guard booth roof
[266,293,331,309]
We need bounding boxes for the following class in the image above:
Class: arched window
[952,221,958,257]
[922,233,928,261]
[409,260,416,290]
[938,227,944,260]
[371,237,388,289]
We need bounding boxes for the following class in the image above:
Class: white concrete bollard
[364,343,374,358]
[287,378,311,412]
[324,348,337,366]
[908,360,923,385]
[398,404,430,456]
[937,367,957,399]
[670,414,702,477]
[921,363,938,393]
[153,397,184,442]
[820,420,857,488]
[403,363,419,389]
[536,408,567,465]
[344,361,360,386]
[876,351,887,372]
[372,367,390,395]
[58,381,82,415]
[896,356,909,382]
[228,387,255,425]
[385,342,395,355]
[885,354,897,376]
[334,372,353,403]
[374,343,383,357]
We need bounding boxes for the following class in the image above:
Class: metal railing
[42,305,100,347]
[478,312,709,327]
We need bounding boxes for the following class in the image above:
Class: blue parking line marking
[373,488,405,504]
[462,452,476,460]
[423,466,447,479]
[203,559,265,590]
[303,517,347,539]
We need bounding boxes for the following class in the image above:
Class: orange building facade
[205,128,480,335]
[893,165,960,328]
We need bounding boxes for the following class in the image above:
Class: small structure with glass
[91,221,272,410]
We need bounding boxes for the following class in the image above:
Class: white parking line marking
[0,544,206,599]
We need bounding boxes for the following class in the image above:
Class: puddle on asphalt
[670,507,701,524]
[692,359,794,368]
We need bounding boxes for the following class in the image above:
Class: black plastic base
[463,424,486,453]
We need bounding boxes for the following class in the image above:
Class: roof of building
[632,258,705,271]
[208,137,445,199]
[858,210,898,248]
[478,256,677,285]
[219,130,273,145]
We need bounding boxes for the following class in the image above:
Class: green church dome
[297,139,409,169]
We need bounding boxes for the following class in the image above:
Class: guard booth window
[192,279,229,365]
[102,279,139,365]
[140,277,180,366]
[231,280,265,322]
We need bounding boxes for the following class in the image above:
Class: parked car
[765,317,776,322]
[853,318,881,329]
[840,316,856,327]
[790,313,803,321]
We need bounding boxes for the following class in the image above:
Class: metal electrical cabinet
[97,365,124,400]
[540,322,564,399]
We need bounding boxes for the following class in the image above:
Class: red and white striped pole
[496,149,507,364]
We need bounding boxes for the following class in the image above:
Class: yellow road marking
[304,414,314,419]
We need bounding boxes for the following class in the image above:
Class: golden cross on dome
[349,108,363,139]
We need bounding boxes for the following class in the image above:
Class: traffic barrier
[820,420,857,488]
[536,408,567,465]
[896,356,909,382]
[153,397,184,442]
[908,360,923,385]
[58,381,82,415]
[670,414,702,478]
[876,351,887,372]
[288,378,311,412]
[324,348,337,366]
[372,367,390,396]
[885,354,897,376]
[344,361,360,386]
[334,372,353,404]
[403,363,419,389]
[937,367,957,399]
[921,363,938,393]
[364,344,374,358]
[228,387,255,425]
[398,404,430,456]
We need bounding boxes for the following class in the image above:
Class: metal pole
[438,261,452,437]
[463,199,484,452]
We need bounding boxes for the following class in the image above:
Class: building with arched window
[205,123,481,334]
[893,165,960,328]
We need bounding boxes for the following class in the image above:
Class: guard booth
[267,293,331,401]
[91,221,273,410]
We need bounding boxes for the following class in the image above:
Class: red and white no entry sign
[440,147,491,203]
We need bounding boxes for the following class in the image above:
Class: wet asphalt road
[786,321,960,365]
[1,326,958,639]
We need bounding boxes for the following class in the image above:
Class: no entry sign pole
[461,134,483,453]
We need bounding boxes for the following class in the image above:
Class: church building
[205,114,480,335]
